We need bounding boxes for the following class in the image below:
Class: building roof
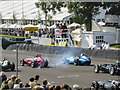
[0,0,72,21]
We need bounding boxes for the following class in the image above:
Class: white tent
[67,23,80,28]
[48,24,56,29]
[0,24,12,28]
[23,24,36,28]
[36,24,47,29]
[9,24,23,28]
[98,21,105,26]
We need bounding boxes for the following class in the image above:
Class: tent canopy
[9,24,23,28]
[36,24,47,29]
[48,24,56,29]
[67,23,80,28]
[0,24,12,28]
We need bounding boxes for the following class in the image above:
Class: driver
[36,54,38,57]
[116,61,120,66]
[36,54,41,57]
[3,58,6,61]
[80,53,85,57]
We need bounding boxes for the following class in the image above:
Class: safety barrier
[7,44,120,60]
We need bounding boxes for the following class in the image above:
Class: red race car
[20,54,48,68]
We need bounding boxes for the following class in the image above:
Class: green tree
[102,2,120,15]
[67,2,102,31]
[35,2,65,25]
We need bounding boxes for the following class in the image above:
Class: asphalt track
[1,50,120,88]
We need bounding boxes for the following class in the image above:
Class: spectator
[0,71,7,82]
[19,82,24,88]
[29,77,36,89]
[34,75,39,82]
[90,86,94,90]
[48,85,55,90]
[24,83,30,88]
[13,77,21,88]
[32,85,44,90]
[101,41,106,49]
[90,43,97,49]
[42,79,48,90]
[60,84,72,90]
[54,85,61,90]
[104,42,110,50]
[0,80,9,90]
[73,84,80,90]
[8,75,16,89]
[34,75,40,85]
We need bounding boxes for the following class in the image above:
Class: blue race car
[63,54,91,66]
[91,80,120,90]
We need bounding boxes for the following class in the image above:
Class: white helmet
[116,61,120,65]
[81,53,84,57]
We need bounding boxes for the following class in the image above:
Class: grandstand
[0,0,72,25]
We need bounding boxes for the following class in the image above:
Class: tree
[67,2,102,31]
[102,2,120,15]
[11,13,16,24]
[35,2,65,25]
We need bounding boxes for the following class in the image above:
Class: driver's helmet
[36,54,38,57]
[116,61,120,66]
[36,54,41,57]
[80,53,84,57]
[3,58,6,61]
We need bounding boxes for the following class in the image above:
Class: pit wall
[7,44,120,60]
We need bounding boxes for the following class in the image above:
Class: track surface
[1,50,119,88]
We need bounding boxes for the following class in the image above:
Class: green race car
[0,59,15,71]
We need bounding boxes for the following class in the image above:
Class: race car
[20,54,48,68]
[63,53,91,66]
[94,61,120,75]
[91,80,120,90]
[0,58,15,71]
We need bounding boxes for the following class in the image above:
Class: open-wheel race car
[20,54,48,68]
[94,61,120,75]
[63,53,91,66]
[91,80,120,90]
[0,58,15,71]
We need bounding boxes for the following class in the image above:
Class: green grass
[110,43,120,48]
[0,34,29,38]
[110,45,120,48]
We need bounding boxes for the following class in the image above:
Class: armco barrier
[7,44,120,60]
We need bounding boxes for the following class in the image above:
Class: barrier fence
[7,44,120,60]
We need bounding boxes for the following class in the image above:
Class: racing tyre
[74,59,78,66]
[91,81,99,90]
[11,62,15,71]
[94,65,99,73]
[44,59,48,67]
[87,58,91,65]
[20,59,24,66]
[31,61,36,68]
[109,66,115,75]
[111,84,118,90]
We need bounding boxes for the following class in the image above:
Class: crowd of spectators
[1,22,68,38]
[0,72,95,90]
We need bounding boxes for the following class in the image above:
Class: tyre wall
[7,44,120,60]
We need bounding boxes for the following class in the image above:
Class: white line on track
[57,75,79,79]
